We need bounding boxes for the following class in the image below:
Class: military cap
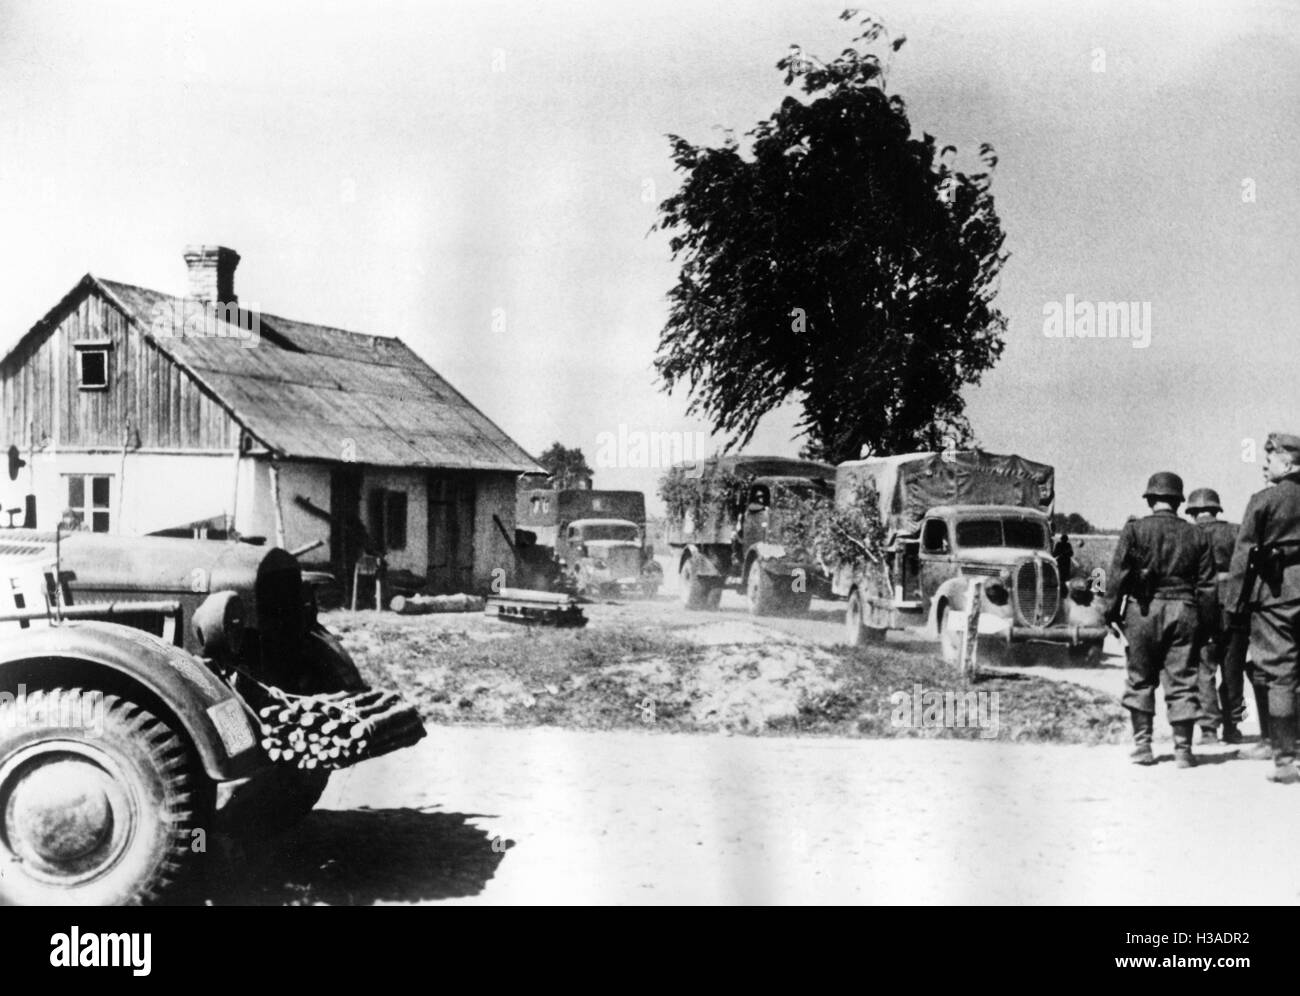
[1142,471,1185,502]
[1185,488,1223,513]
[1265,433,1300,459]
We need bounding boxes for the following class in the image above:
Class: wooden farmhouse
[0,245,542,594]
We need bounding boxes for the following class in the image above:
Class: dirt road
[211,585,1297,906]
[220,725,1292,905]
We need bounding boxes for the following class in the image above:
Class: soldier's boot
[1221,721,1242,745]
[1237,680,1274,758]
[1129,711,1155,766]
[1172,721,1197,769]
[1239,739,1274,760]
[1254,682,1271,739]
[1266,714,1300,784]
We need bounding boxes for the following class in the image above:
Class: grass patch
[325,611,1128,744]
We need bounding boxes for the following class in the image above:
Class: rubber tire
[680,558,716,611]
[845,589,887,646]
[747,564,779,616]
[0,686,207,906]
[703,581,723,610]
[784,589,812,616]
[229,764,331,841]
[1067,641,1105,667]
[303,627,366,693]
[937,604,962,664]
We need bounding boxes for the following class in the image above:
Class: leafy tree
[536,443,593,490]
[654,10,1009,465]
[1050,512,1095,536]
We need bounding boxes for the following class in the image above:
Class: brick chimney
[182,245,240,304]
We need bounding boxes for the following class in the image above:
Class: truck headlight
[984,580,1009,607]
[1066,577,1094,606]
[193,591,246,658]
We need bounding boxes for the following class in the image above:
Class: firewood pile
[256,686,426,770]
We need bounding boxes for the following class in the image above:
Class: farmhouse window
[75,342,111,390]
[65,474,112,532]
[368,488,408,552]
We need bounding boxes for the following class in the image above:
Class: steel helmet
[1142,471,1185,502]
[1185,488,1223,514]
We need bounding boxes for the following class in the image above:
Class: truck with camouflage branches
[661,455,834,615]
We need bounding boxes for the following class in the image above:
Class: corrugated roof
[95,279,541,473]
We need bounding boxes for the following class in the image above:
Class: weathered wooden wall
[0,283,240,452]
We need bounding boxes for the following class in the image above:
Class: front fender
[0,621,262,782]
[929,577,970,635]
[930,577,1017,639]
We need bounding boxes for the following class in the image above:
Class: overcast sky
[1,0,1297,527]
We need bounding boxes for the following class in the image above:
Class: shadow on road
[202,807,512,905]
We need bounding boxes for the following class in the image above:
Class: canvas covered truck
[831,451,1108,662]
[663,455,835,615]
[514,489,662,597]
[0,529,425,905]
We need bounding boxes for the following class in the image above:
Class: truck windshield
[771,482,830,506]
[577,525,639,542]
[956,519,1047,550]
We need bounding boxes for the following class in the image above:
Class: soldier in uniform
[1185,488,1247,745]
[1107,472,1216,767]
[1225,433,1300,783]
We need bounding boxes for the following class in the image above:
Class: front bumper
[1008,623,1109,646]
[958,612,1107,647]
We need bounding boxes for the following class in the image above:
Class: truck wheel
[680,558,716,611]
[0,686,208,906]
[937,604,962,664]
[747,565,778,616]
[1067,641,1105,667]
[704,581,723,609]
[303,627,366,692]
[845,590,886,646]
[226,764,331,841]
[784,589,812,616]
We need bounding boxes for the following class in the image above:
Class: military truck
[515,488,661,597]
[663,455,834,615]
[0,529,425,905]
[830,451,1108,661]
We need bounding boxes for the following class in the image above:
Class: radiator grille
[1013,560,1060,626]
[1039,561,1060,624]
[1014,562,1038,625]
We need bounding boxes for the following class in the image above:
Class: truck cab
[515,488,660,597]
[844,504,1106,658]
[560,517,661,597]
